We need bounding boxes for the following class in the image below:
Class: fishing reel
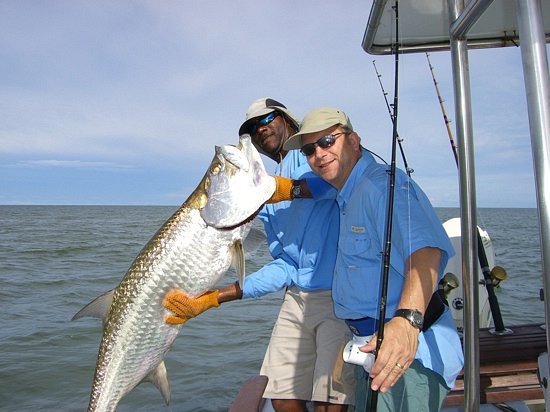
[440,265,508,298]
[476,265,508,288]
[342,334,375,372]
[489,265,508,287]
[440,272,460,299]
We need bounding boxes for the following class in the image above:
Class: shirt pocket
[340,231,377,270]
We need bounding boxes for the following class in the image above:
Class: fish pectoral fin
[71,289,115,322]
[242,228,266,258]
[231,239,246,287]
[143,361,171,405]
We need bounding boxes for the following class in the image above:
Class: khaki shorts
[260,287,355,405]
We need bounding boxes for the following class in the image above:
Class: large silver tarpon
[72,134,275,411]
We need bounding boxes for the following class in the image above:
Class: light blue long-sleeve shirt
[333,149,464,388]
[242,150,339,299]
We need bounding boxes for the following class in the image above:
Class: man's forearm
[217,281,243,303]
[398,247,441,313]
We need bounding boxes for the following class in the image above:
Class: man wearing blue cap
[164,99,355,411]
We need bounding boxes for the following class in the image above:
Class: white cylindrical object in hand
[342,334,375,372]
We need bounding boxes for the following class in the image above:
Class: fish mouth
[218,205,262,231]
[200,134,275,228]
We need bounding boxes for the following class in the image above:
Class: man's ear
[350,132,362,151]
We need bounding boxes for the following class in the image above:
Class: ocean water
[0,206,545,412]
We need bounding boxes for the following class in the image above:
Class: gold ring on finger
[396,362,404,370]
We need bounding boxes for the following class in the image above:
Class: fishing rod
[368,1,400,410]
[372,60,414,177]
[425,53,509,334]
[426,53,458,165]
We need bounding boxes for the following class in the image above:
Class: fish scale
[73,135,275,411]
[89,213,248,411]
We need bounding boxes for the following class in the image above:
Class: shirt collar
[337,148,377,208]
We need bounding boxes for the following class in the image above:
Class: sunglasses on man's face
[249,111,280,135]
[300,132,346,157]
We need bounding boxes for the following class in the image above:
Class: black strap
[422,289,448,332]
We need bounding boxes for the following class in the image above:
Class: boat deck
[230,324,547,410]
[444,323,547,407]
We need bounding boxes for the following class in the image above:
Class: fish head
[199,134,275,228]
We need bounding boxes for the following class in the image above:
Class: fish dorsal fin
[143,361,170,405]
[242,227,266,258]
[231,239,246,287]
[71,289,115,322]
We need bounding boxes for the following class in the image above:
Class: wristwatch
[394,309,424,330]
[291,180,303,198]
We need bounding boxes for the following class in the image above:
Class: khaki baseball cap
[283,107,353,150]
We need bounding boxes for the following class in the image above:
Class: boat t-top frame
[362,1,550,410]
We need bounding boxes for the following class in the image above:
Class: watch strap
[394,308,424,330]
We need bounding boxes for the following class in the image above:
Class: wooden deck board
[444,323,547,407]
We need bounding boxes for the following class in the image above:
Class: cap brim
[238,108,276,135]
[283,133,302,151]
[283,122,339,151]
[239,107,300,136]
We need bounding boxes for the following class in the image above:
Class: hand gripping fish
[72,134,275,412]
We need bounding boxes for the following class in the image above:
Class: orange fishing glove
[163,289,220,325]
[266,176,293,203]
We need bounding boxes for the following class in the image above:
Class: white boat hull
[442,217,494,331]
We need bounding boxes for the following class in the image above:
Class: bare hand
[359,317,419,392]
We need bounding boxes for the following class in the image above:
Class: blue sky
[0,1,543,207]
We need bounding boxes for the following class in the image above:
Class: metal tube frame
[363,0,550,409]
[447,0,481,409]
[448,0,550,410]
[515,1,550,408]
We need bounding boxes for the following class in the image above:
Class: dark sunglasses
[249,111,280,135]
[301,132,346,156]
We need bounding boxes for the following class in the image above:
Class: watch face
[396,309,423,329]
[412,313,423,326]
[292,183,301,198]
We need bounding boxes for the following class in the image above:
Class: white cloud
[16,159,137,172]
[0,0,544,206]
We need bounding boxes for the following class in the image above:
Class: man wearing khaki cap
[283,107,464,411]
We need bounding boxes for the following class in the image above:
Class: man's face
[301,125,359,190]
[250,111,288,157]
